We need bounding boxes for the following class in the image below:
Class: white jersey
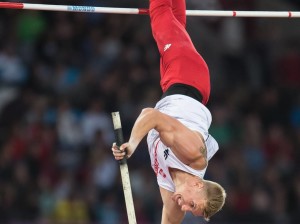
[147,95,219,192]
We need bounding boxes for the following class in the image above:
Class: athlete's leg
[149,0,210,103]
[149,0,192,56]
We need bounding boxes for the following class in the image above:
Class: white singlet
[147,94,219,192]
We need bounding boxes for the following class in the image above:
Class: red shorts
[149,0,210,104]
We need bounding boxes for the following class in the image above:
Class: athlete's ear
[193,178,204,189]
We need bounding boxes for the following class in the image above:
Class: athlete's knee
[149,0,172,16]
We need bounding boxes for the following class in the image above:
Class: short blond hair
[202,180,226,221]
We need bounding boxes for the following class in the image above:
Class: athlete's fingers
[112,150,126,157]
[111,142,130,161]
[112,150,126,160]
[112,142,126,152]
[114,155,125,160]
[112,142,118,150]
[112,147,125,154]
[112,143,121,152]
[120,142,129,151]
[112,143,126,159]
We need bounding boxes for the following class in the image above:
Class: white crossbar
[0,2,300,18]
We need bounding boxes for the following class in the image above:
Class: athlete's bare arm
[160,187,185,224]
[112,108,207,170]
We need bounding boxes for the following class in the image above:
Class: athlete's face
[172,179,207,217]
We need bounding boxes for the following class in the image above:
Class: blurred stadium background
[0,0,299,223]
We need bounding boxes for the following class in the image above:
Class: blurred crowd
[0,0,300,223]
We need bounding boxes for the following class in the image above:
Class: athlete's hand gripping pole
[111,112,137,224]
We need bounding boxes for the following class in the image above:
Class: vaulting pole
[112,112,137,224]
